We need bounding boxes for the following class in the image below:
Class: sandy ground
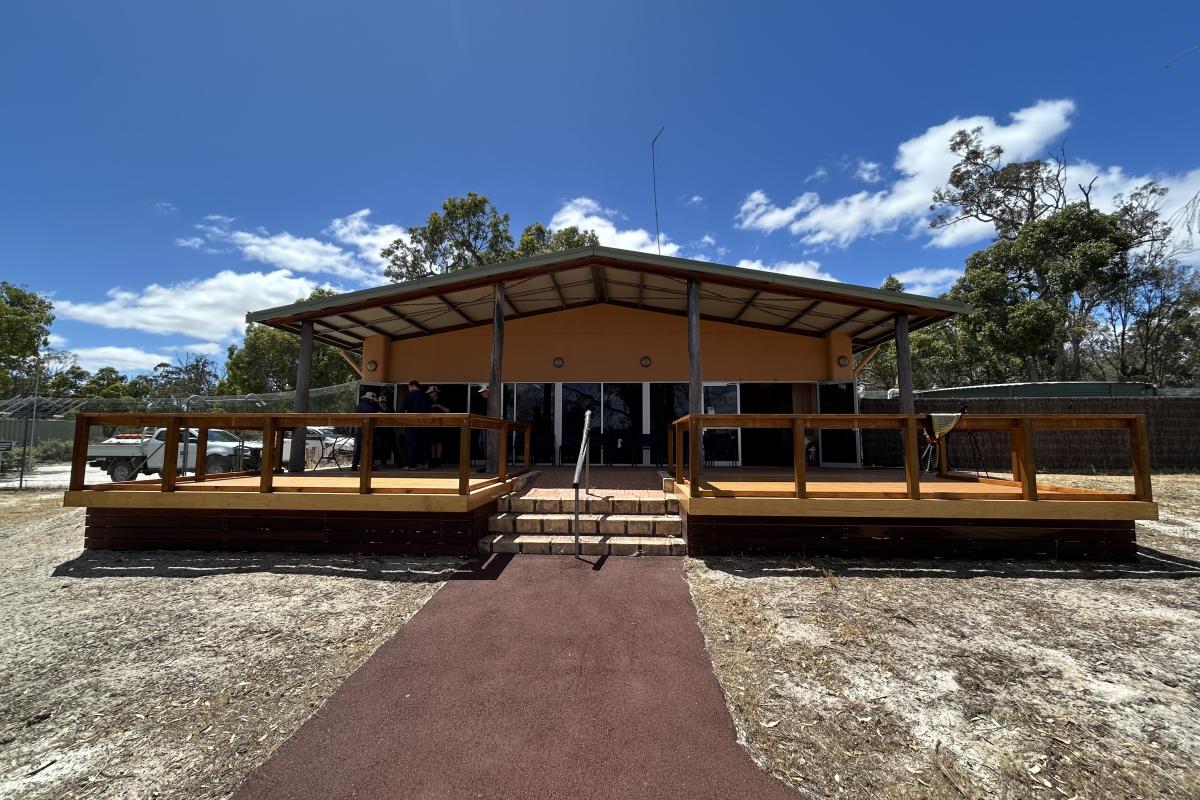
[688,474,1200,799]
[0,492,462,800]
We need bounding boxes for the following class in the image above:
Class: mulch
[231,554,799,800]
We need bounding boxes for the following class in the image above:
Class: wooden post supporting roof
[687,278,703,474]
[288,320,313,472]
[486,282,504,473]
[894,312,914,414]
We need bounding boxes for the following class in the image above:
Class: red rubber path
[232,555,799,800]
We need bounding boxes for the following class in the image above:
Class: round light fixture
[640,356,652,368]
[366,359,378,372]
[837,355,850,368]
[553,356,565,368]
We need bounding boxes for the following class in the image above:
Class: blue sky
[3,1,1198,373]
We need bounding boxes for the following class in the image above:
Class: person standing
[401,379,432,470]
[426,386,449,469]
[351,390,380,471]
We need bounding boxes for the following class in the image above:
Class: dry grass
[0,493,462,800]
[688,474,1200,800]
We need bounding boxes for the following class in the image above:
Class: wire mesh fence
[0,382,360,490]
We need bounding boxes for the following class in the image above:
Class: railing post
[675,421,684,485]
[69,414,90,491]
[498,421,509,481]
[793,417,807,499]
[1012,419,1038,501]
[902,416,921,500]
[688,417,700,497]
[359,418,374,494]
[274,427,287,473]
[937,430,949,477]
[667,424,674,476]
[259,417,276,493]
[458,419,471,495]
[523,423,531,472]
[195,425,209,480]
[1130,416,1153,502]
[161,416,180,492]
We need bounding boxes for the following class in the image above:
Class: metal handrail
[571,410,592,558]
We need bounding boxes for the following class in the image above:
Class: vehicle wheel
[207,455,233,474]
[108,460,137,483]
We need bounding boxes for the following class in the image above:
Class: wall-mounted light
[837,355,850,368]
[366,360,378,372]
[553,356,565,368]
[640,356,652,368]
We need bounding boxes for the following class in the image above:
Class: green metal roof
[246,245,969,352]
[915,381,1158,399]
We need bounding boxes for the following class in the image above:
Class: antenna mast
[651,127,665,255]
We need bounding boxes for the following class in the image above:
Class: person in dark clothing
[401,379,432,469]
[351,391,381,470]
[426,386,449,469]
[375,395,399,467]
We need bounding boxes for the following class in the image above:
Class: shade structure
[246,246,967,352]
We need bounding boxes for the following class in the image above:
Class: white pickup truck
[86,428,277,482]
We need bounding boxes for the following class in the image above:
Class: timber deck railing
[667,413,1153,502]
[68,413,531,496]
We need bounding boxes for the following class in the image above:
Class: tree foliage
[219,289,359,394]
[381,193,599,281]
[0,282,54,396]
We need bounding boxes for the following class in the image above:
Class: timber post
[288,319,314,472]
[687,277,703,473]
[894,312,914,414]
[486,282,505,474]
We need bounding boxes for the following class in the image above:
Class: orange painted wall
[377,304,854,384]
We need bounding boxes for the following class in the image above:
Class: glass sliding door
[602,383,643,466]
[562,383,602,465]
[649,383,689,466]
[817,382,860,466]
[703,383,740,466]
[513,383,556,464]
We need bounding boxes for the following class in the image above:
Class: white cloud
[680,194,704,207]
[890,267,962,296]
[70,346,178,372]
[224,229,368,280]
[853,160,883,184]
[804,167,829,183]
[745,99,1078,249]
[154,201,177,215]
[56,269,318,342]
[736,258,839,282]
[175,236,204,249]
[549,197,679,256]
[205,214,236,225]
[47,333,69,348]
[734,189,819,232]
[325,209,407,277]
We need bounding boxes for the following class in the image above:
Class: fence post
[195,425,209,480]
[793,417,807,499]
[458,419,471,495]
[688,418,700,497]
[1012,419,1038,501]
[1129,416,1153,502]
[498,421,509,481]
[161,416,180,492]
[260,417,276,493]
[902,416,921,500]
[69,414,90,491]
[523,424,531,472]
[359,418,374,494]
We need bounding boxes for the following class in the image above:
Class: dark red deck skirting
[83,504,495,556]
[682,513,1137,560]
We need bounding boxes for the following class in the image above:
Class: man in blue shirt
[350,390,381,471]
[401,379,432,470]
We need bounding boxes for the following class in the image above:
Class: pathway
[232,555,799,800]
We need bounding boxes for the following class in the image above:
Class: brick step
[489,512,681,536]
[498,494,679,515]
[480,533,686,557]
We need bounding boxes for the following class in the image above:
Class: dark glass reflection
[818,382,858,464]
[562,383,602,464]
[603,383,643,466]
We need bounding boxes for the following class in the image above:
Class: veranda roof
[246,246,967,353]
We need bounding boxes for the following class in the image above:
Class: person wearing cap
[401,379,432,469]
[426,386,449,468]
[351,390,381,471]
